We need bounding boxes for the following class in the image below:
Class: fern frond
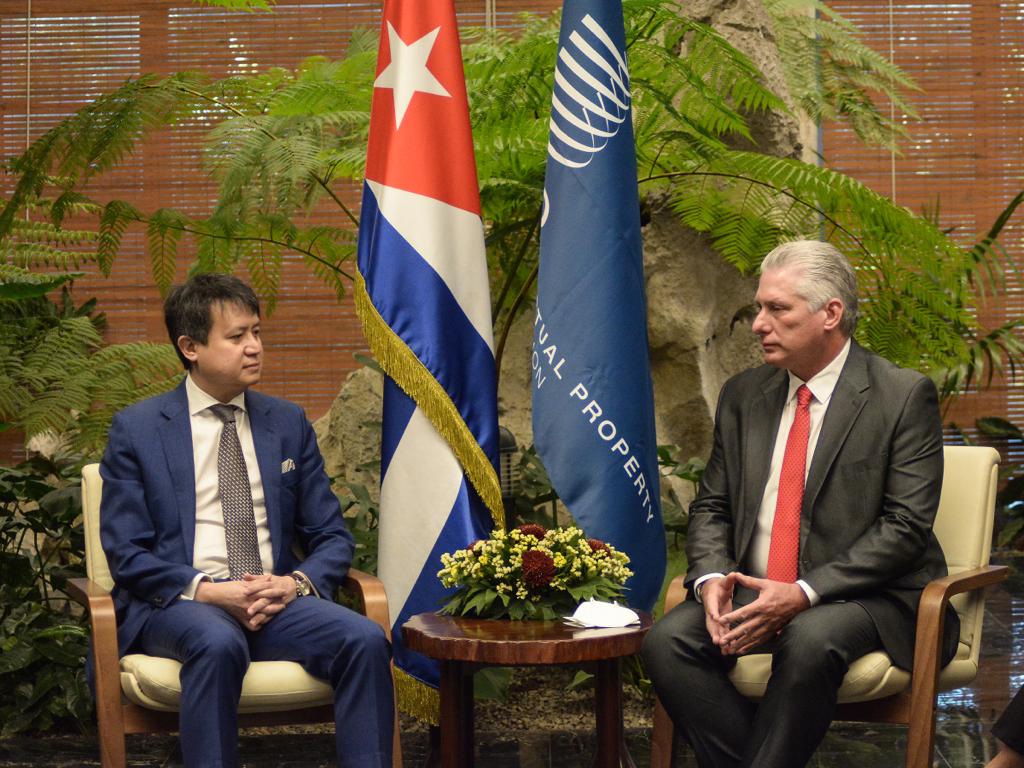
[98,200,143,275]
[147,208,190,293]
[49,189,101,227]
[0,264,84,299]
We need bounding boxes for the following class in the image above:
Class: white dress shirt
[181,375,274,597]
[697,338,852,605]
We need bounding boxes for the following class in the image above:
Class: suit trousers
[139,595,394,768]
[642,595,880,768]
[993,684,1024,754]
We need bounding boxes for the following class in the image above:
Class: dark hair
[164,274,260,370]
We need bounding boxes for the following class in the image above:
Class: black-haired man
[100,273,394,767]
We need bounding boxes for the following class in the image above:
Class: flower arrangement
[437,524,633,620]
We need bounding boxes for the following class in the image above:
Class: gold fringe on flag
[393,667,440,725]
[353,270,505,530]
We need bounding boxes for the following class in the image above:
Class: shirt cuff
[693,572,726,603]
[180,572,211,601]
[796,579,820,606]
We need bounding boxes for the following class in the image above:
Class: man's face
[179,301,262,402]
[752,267,831,379]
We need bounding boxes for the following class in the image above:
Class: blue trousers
[139,596,394,768]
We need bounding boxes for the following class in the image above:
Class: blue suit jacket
[99,380,355,655]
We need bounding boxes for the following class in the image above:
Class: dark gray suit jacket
[685,341,959,669]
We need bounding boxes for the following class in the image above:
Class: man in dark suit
[99,274,394,767]
[642,240,959,768]
[986,685,1024,768]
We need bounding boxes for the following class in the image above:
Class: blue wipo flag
[533,0,665,611]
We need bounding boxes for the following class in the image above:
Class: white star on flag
[374,22,451,129]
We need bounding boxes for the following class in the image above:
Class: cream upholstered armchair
[66,463,402,768]
[650,445,1008,768]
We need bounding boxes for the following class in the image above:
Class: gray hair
[760,240,859,336]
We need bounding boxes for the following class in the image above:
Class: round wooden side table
[403,611,652,768]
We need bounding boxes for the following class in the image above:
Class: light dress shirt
[696,338,852,606]
[180,375,274,599]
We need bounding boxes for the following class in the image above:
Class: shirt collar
[786,338,852,406]
[185,374,247,417]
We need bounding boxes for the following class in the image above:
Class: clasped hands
[702,572,810,655]
[194,573,297,631]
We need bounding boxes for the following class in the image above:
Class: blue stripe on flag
[359,185,499,469]
[380,377,416,479]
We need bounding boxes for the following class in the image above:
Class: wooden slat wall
[821,0,1024,438]
[0,0,559,463]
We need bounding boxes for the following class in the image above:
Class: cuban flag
[532,0,665,611]
[355,0,502,720]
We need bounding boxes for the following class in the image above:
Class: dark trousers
[642,595,880,768]
[140,596,394,768]
[993,684,1024,755]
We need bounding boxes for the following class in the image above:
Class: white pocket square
[281,458,296,473]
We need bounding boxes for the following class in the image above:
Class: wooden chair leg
[97,713,128,768]
[650,695,675,768]
[904,692,938,768]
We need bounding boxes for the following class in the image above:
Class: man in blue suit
[99,274,394,767]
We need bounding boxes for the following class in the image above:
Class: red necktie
[766,385,813,583]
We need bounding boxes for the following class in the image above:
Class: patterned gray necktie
[209,404,263,579]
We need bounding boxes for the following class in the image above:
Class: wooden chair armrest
[342,568,392,642]
[64,577,127,735]
[902,563,1008,761]
[911,564,1008,678]
[919,564,1008,610]
[664,573,689,613]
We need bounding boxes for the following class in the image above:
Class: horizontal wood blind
[821,0,1024,440]
[0,0,559,453]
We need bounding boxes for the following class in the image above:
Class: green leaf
[473,667,513,701]
[976,417,1024,440]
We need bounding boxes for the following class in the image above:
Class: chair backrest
[81,463,115,591]
[932,445,1000,651]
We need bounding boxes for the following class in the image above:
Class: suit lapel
[801,343,870,539]
[247,393,284,568]
[158,383,197,564]
[737,369,788,561]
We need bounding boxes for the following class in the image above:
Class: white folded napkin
[563,599,640,628]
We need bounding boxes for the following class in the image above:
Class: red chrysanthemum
[521,549,556,589]
[588,538,608,554]
[516,523,547,539]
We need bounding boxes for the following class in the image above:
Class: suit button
[154,597,164,605]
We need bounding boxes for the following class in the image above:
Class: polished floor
[0,554,1021,767]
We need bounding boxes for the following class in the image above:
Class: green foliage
[657,446,705,550]
[0,454,92,736]
[0,0,1015,392]
[336,478,380,575]
[0,288,181,457]
[765,0,919,150]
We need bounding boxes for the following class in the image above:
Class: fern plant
[0,286,180,457]
[0,0,1019,408]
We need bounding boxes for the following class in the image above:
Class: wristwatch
[290,572,313,598]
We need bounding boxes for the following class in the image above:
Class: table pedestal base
[426,659,635,768]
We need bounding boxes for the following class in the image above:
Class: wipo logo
[546,13,631,170]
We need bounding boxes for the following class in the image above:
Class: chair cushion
[728,642,973,704]
[120,654,333,713]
